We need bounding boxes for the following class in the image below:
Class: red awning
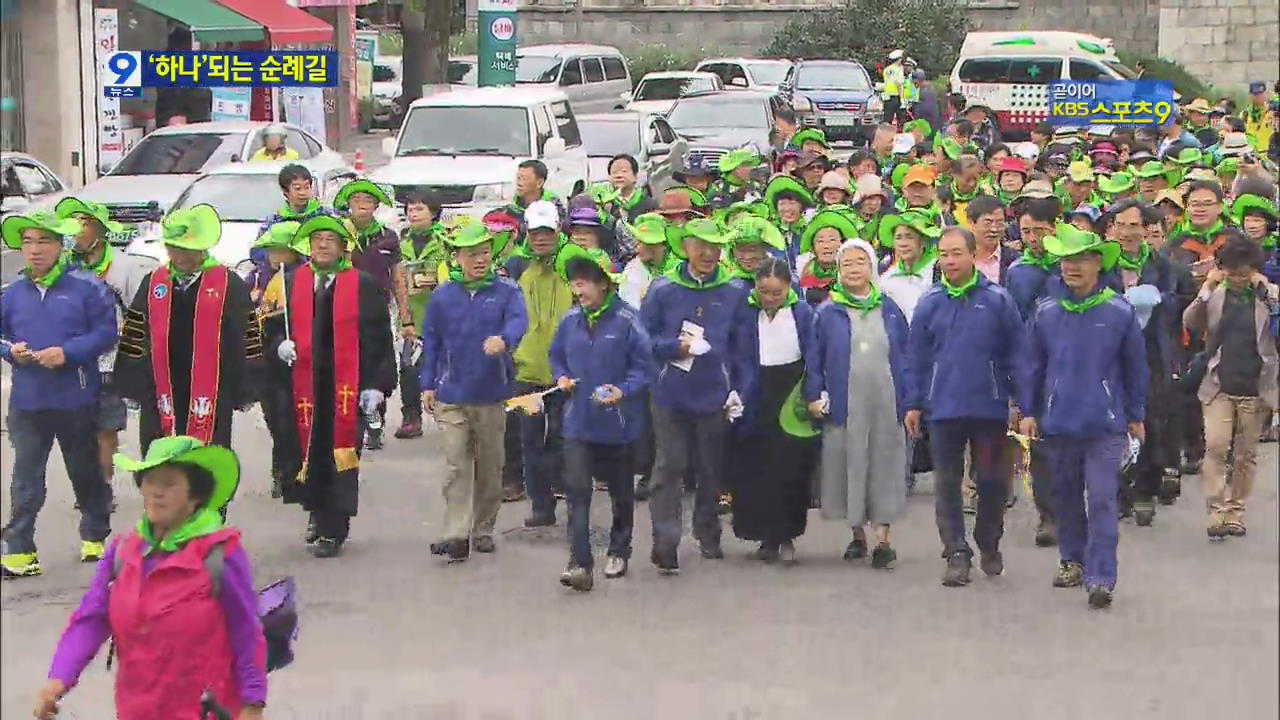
[213,0,333,45]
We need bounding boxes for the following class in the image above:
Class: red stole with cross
[146,265,228,443]
[289,264,362,481]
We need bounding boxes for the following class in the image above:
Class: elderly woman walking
[805,238,913,567]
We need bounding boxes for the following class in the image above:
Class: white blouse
[758,306,803,367]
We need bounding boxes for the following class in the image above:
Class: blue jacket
[549,299,654,445]
[1004,260,1059,321]
[740,298,815,433]
[420,277,528,405]
[640,264,755,414]
[1021,291,1148,438]
[1,268,118,411]
[908,275,1024,422]
[804,294,913,426]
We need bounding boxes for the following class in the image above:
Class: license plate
[107,228,137,245]
[824,116,856,126]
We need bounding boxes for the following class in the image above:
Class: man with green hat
[421,220,528,562]
[788,128,830,156]
[1058,161,1103,213]
[115,204,263,455]
[394,189,448,441]
[1020,223,1148,610]
[56,196,159,505]
[710,148,763,207]
[334,178,409,449]
[250,164,333,301]
[1,211,116,576]
[764,174,815,269]
[1096,171,1135,204]
[1132,161,1169,204]
[263,215,397,558]
[640,217,755,572]
[1233,193,1279,250]
[724,214,785,283]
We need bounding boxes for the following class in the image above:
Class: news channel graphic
[102,50,339,97]
[1045,80,1176,127]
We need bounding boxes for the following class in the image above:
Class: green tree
[763,0,970,77]
[400,0,451,111]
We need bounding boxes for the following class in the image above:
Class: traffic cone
[353,149,365,173]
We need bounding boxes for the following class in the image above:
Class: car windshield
[746,62,791,86]
[796,64,871,91]
[667,97,769,129]
[1104,60,1138,79]
[634,76,717,101]
[175,174,280,223]
[109,133,241,175]
[396,106,530,157]
[448,61,477,84]
[516,55,562,83]
[578,119,640,156]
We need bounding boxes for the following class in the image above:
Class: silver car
[576,112,687,197]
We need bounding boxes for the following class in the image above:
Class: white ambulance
[949,31,1139,139]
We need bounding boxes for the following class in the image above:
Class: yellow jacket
[1241,105,1275,153]
[882,62,905,100]
[250,146,300,163]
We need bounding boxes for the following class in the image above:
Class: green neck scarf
[585,291,617,326]
[75,242,113,277]
[725,256,755,281]
[643,252,678,279]
[1227,284,1255,303]
[829,282,883,317]
[952,182,981,204]
[168,255,219,284]
[354,218,383,246]
[809,260,838,283]
[1115,243,1150,273]
[748,287,800,310]
[1262,233,1277,251]
[942,269,980,300]
[1060,286,1116,313]
[136,506,224,556]
[448,264,496,291]
[311,256,353,278]
[665,262,733,290]
[1019,247,1058,271]
[894,246,938,278]
[617,187,645,210]
[1182,219,1224,244]
[280,198,322,219]
[28,254,68,289]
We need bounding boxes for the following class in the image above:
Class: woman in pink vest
[35,436,267,720]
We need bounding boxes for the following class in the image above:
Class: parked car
[621,71,723,115]
[372,55,403,128]
[694,58,794,91]
[372,87,590,223]
[1,152,66,218]
[784,59,883,144]
[665,90,786,169]
[125,158,361,271]
[577,112,687,196]
[514,44,632,114]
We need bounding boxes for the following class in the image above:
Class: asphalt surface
[1,375,1277,719]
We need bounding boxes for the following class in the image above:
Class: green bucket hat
[55,197,124,235]
[790,128,830,150]
[765,175,815,210]
[1232,194,1279,224]
[939,137,965,161]
[904,118,933,139]
[877,210,941,248]
[555,242,616,283]
[731,215,786,251]
[333,178,392,210]
[254,220,303,250]
[1131,161,1167,179]
[161,204,221,251]
[779,378,819,438]
[1,211,81,250]
[717,148,760,174]
[113,435,240,513]
[801,209,861,254]
[664,184,710,211]
[1169,147,1203,167]
[1043,223,1121,271]
[1215,157,1239,176]
[890,162,913,192]
[722,199,772,224]
[668,217,733,259]
[621,212,669,246]
[588,182,621,206]
[1096,172,1134,196]
[293,214,353,250]
[446,220,497,250]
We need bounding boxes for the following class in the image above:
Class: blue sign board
[1046,80,1175,127]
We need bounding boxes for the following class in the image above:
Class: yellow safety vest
[901,80,919,104]
[249,146,300,163]
[882,63,904,100]
[1240,106,1275,153]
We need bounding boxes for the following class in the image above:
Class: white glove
[818,391,831,414]
[1125,284,1162,330]
[360,389,385,414]
[277,339,297,366]
[724,390,745,421]
[688,337,711,356]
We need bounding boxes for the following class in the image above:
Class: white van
[514,44,632,115]
[950,31,1138,138]
[373,87,590,222]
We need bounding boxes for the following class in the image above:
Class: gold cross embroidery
[338,385,356,416]
[296,398,314,426]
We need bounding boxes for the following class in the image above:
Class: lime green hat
[622,212,669,246]
[765,175,815,209]
[731,215,786,251]
[878,210,941,248]
[55,197,124,235]
[254,220,302,250]
[722,199,772,224]
[1,210,81,250]
[113,435,239,513]
[446,220,497,250]
[779,379,819,438]
[790,128,829,150]
[717,148,760,174]
[1132,161,1167,179]
[890,162,914,192]
[1096,172,1134,196]
[904,118,933,139]
[1232,194,1278,224]
[1170,147,1203,167]
[669,217,733,259]
[555,242,616,283]
[333,178,392,210]
[938,137,965,160]
[161,204,221,251]
[1043,223,1121,271]
[1215,157,1239,176]
[293,214,353,250]
[801,209,861,254]
[588,182,620,206]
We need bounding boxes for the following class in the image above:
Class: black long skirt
[730,360,816,544]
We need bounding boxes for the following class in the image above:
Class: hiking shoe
[502,485,526,503]
[447,539,470,563]
[870,542,897,569]
[651,548,679,576]
[1159,475,1181,505]
[473,536,496,553]
[394,421,423,440]
[80,540,106,563]
[309,538,343,559]
[1053,561,1084,588]
[604,555,628,578]
[0,552,41,578]
[560,563,576,587]
[430,540,452,556]
[1181,459,1202,476]
[979,551,1004,577]
[941,554,972,587]
[1207,522,1231,540]
[1034,522,1058,548]
[304,516,318,545]
[755,543,780,563]
[564,566,594,592]
[1133,501,1155,527]
[1226,522,1246,537]
[523,511,556,528]
[779,541,797,565]
[634,477,651,501]
[365,428,384,451]
[843,536,868,561]
[717,493,733,516]
[699,542,724,560]
[1087,585,1113,609]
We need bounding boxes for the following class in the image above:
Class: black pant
[502,411,523,489]
[564,440,634,570]
[628,391,655,482]
[400,357,423,421]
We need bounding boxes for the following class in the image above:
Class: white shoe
[604,555,628,578]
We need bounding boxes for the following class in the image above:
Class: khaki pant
[437,402,506,541]
[1201,394,1267,526]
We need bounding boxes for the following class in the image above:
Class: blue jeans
[1047,434,1126,590]
[930,419,1010,559]
[564,439,634,570]
[516,382,563,516]
[3,408,112,555]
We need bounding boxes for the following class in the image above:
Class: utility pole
[575,0,586,42]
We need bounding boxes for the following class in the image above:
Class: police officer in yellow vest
[882,50,907,127]
[900,57,921,108]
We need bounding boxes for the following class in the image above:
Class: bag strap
[109,538,226,593]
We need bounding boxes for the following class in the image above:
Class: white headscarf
[835,238,881,289]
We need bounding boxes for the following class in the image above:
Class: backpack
[107,539,298,673]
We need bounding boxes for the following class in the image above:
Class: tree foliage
[763,0,970,76]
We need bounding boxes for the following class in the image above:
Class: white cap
[888,49,904,61]
[892,133,915,154]
[524,200,560,231]
[1014,141,1040,161]
[264,123,288,136]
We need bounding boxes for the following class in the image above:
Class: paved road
[1,383,1277,719]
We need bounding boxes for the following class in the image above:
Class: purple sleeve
[219,545,268,706]
[48,542,117,687]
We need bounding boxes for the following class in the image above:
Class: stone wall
[1158,0,1279,88]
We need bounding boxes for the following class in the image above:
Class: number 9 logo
[107,52,140,87]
